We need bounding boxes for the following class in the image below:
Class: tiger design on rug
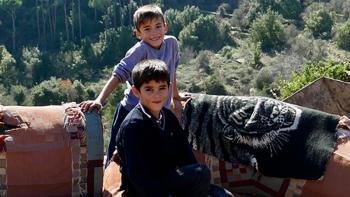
[182,94,302,170]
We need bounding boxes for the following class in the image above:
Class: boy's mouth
[150,36,161,41]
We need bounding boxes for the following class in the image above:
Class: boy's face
[136,17,168,49]
[132,80,169,118]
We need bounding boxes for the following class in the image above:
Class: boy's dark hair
[133,4,165,31]
[132,59,170,90]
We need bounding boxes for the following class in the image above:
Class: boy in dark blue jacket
[116,59,210,196]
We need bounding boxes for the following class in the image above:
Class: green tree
[0,0,22,51]
[250,9,286,52]
[88,0,113,29]
[179,15,232,51]
[276,0,303,20]
[165,6,201,37]
[0,45,17,89]
[95,26,134,67]
[31,77,88,105]
[71,80,88,103]
[257,0,303,20]
[335,19,350,50]
[31,77,68,106]
[164,8,183,37]
[11,85,26,105]
[305,8,333,39]
[257,0,275,10]
[180,6,201,27]
[21,46,43,86]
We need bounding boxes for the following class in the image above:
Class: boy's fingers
[79,101,94,112]
[181,94,191,101]
[339,115,350,129]
[88,103,97,112]
[89,102,102,113]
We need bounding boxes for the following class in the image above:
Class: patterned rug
[182,94,339,179]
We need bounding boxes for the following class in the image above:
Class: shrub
[179,15,233,51]
[205,74,227,95]
[164,6,201,37]
[304,8,334,39]
[250,10,286,52]
[257,0,303,20]
[276,61,350,99]
[335,19,350,50]
[255,67,273,90]
[11,85,27,105]
[249,42,263,68]
[31,77,89,105]
[195,50,212,74]
[0,45,17,89]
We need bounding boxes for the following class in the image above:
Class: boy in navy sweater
[116,59,234,196]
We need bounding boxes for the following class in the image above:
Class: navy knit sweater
[116,104,197,196]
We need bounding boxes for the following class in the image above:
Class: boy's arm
[172,72,191,102]
[122,123,170,196]
[80,76,120,112]
[80,43,144,112]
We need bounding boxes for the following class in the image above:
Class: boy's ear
[131,85,141,98]
[135,29,142,40]
[164,23,168,33]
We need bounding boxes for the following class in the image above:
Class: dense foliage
[276,61,350,99]
[304,8,334,39]
[256,0,303,20]
[336,19,350,50]
[250,9,286,52]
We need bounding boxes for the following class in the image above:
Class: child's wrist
[173,95,181,100]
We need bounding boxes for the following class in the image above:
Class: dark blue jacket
[116,104,197,197]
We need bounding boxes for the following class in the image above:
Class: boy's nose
[153,90,163,97]
[151,31,159,36]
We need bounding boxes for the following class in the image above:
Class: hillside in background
[1,0,350,145]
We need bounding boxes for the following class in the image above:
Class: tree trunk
[78,0,81,39]
[53,2,57,42]
[71,0,75,41]
[128,5,132,26]
[41,0,47,48]
[36,0,41,46]
[115,0,121,27]
[64,0,69,41]
[94,7,97,23]
[11,8,16,52]
[47,0,53,41]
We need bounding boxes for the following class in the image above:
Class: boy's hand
[79,100,103,113]
[173,92,191,102]
[338,115,350,130]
